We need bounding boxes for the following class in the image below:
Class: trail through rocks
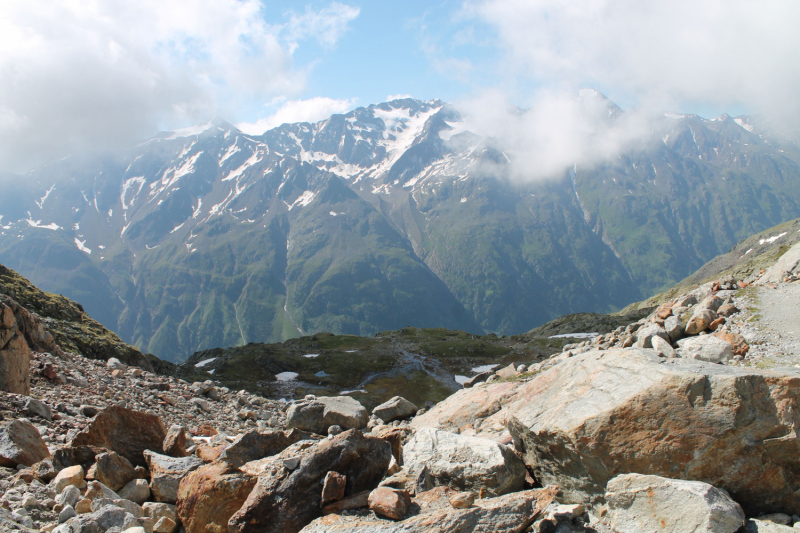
[731,282,800,367]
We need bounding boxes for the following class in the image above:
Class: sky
[0,0,799,173]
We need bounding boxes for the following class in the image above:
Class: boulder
[633,323,669,349]
[24,397,52,420]
[118,479,150,505]
[298,486,558,533]
[686,309,717,335]
[286,396,368,434]
[677,335,733,363]
[86,451,137,491]
[756,241,800,285]
[0,301,31,395]
[162,425,188,458]
[54,465,85,494]
[217,429,304,467]
[411,348,800,515]
[372,397,419,423]
[321,491,370,515]
[495,364,518,379]
[664,315,685,342]
[70,406,167,467]
[176,461,257,533]
[605,473,745,533]
[651,335,677,358]
[0,419,50,467]
[321,471,347,505]
[368,487,412,520]
[229,429,391,533]
[716,303,739,317]
[403,428,526,497]
[84,480,121,501]
[52,445,101,472]
[142,503,178,527]
[714,331,750,356]
[144,451,203,504]
[463,372,492,388]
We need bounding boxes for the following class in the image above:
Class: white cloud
[237,97,358,134]
[470,0,800,129]
[0,0,359,172]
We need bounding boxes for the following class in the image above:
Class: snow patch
[35,184,56,209]
[194,357,217,368]
[734,118,755,132]
[454,375,469,385]
[759,232,787,245]
[275,372,298,381]
[301,354,320,358]
[74,238,91,254]
[548,332,599,339]
[25,218,60,231]
[288,191,316,210]
[471,364,498,373]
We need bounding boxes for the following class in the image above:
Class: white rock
[678,335,733,363]
[606,473,744,533]
[651,335,677,358]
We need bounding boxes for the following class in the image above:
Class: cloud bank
[237,96,358,135]
[0,0,359,172]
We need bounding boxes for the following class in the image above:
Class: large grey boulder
[144,451,203,504]
[633,323,669,349]
[286,396,367,434]
[372,396,418,423]
[605,473,745,533]
[677,335,733,363]
[404,428,526,497]
[411,348,800,515]
[0,419,50,467]
[756,241,800,285]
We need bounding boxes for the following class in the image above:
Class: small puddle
[471,364,499,373]
[275,372,299,381]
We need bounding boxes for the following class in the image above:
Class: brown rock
[217,429,303,468]
[145,450,204,504]
[52,445,101,472]
[322,491,370,515]
[70,406,167,467]
[154,516,178,533]
[32,458,57,482]
[196,444,226,463]
[448,492,476,509]
[656,306,672,320]
[163,425,188,458]
[0,329,30,395]
[369,487,412,520]
[708,317,726,331]
[53,465,84,493]
[86,451,137,491]
[0,419,50,467]
[714,331,750,356]
[321,472,347,505]
[375,428,404,465]
[495,364,518,379]
[75,498,93,514]
[194,424,218,437]
[176,461,257,533]
[685,309,716,334]
[229,429,392,533]
[717,303,740,317]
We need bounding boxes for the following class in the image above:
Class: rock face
[229,429,391,533]
[412,348,800,515]
[286,396,368,434]
[144,451,204,504]
[605,473,745,533]
[372,397,418,423]
[403,428,526,497]
[0,300,31,394]
[0,419,50,467]
[298,486,558,533]
[71,406,167,467]
[757,241,800,284]
[176,461,257,533]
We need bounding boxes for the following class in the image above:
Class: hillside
[2,97,800,361]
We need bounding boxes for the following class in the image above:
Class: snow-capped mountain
[1,97,799,361]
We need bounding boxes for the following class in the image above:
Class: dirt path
[732,282,800,368]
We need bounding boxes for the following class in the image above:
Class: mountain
[1,97,799,361]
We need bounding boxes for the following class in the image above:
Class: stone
[368,487,412,520]
[403,428,526,497]
[686,309,717,335]
[84,480,121,501]
[372,397,419,423]
[123,528,146,533]
[162,425,188,458]
[299,486,558,533]
[188,398,210,412]
[633,323,670,349]
[756,241,800,285]
[118,479,150,505]
[86,451,137,491]
[0,303,31,395]
[53,466,84,494]
[677,335,734,363]
[57,485,82,508]
[495,364,518,379]
[321,471,346,505]
[90,504,134,531]
[714,331,750,357]
[176,461,256,533]
[448,492,475,509]
[70,406,167,467]
[107,358,126,371]
[322,491,370,515]
[698,295,724,313]
[760,514,792,526]
[411,348,800,515]
[195,444,226,463]
[144,451,203,504]
[283,457,301,470]
[605,473,745,533]
[24,397,52,420]
[216,429,303,468]
[651,335,677,358]
[286,396,368,434]
[142,502,177,526]
[59,505,77,523]
[717,303,739,317]
[90,498,142,518]
[75,498,93,514]
[744,520,797,532]
[664,315,685,342]
[463,372,492,388]
[229,429,391,533]
[0,419,49,467]
[79,405,100,418]
[32,457,57,482]
[52,445,101,472]
[153,517,177,533]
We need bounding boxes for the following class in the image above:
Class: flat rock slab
[298,486,558,533]
[412,348,800,515]
[70,406,167,467]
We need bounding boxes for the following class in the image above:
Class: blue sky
[0,0,797,171]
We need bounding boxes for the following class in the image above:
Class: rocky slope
[2,97,800,361]
[2,224,800,532]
